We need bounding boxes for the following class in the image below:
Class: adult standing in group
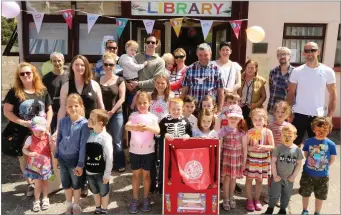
[212,41,242,93]
[99,52,127,173]
[181,43,224,113]
[42,52,69,134]
[238,60,267,128]
[129,34,165,93]
[169,48,187,97]
[94,40,123,80]
[3,62,53,197]
[56,55,105,197]
[267,47,295,121]
[287,42,337,147]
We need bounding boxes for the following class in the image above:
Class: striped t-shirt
[267,121,289,147]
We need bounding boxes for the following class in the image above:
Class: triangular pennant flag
[200,20,213,41]
[60,9,73,30]
[170,18,183,38]
[229,20,243,39]
[87,13,99,34]
[32,12,44,34]
[116,18,128,38]
[143,20,155,34]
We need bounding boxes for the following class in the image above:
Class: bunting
[170,18,183,38]
[200,20,213,41]
[60,9,73,30]
[229,20,243,39]
[32,12,44,34]
[116,18,128,38]
[87,13,99,34]
[143,19,155,34]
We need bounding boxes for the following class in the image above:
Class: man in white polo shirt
[287,42,337,147]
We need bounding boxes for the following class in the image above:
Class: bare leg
[64,188,73,202]
[101,194,109,210]
[34,179,42,202]
[223,176,231,199]
[142,170,151,198]
[132,169,142,200]
[255,179,263,201]
[73,189,81,204]
[229,178,237,198]
[302,197,309,210]
[94,194,101,207]
[246,177,253,201]
[42,180,49,199]
[315,198,323,213]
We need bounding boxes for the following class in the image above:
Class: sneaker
[41,198,50,210]
[278,208,287,214]
[81,184,88,198]
[73,204,82,215]
[262,207,274,215]
[246,200,255,211]
[254,200,263,211]
[301,210,309,215]
[235,184,242,194]
[26,184,35,197]
[32,200,41,212]
[100,209,108,214]
[222,199,230,211]
[142,198,152,212]
[94,207,101,214]
[65,203,73,215]
[128,199,139,214]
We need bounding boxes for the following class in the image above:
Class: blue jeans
[58,157,82,190]
[107,112,125,170]
[87,173,110,197]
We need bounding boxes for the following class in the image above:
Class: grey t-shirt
[273,144,304,179]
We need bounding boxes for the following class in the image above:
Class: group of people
[3,33,338,215]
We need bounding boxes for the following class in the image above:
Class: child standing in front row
[299,117,337,215]
[218,93,240,130]
[218,105,248,211]
[244,108,274,212]
[183,95,198,130]
[193,109,218,138]
[86,109,113,215]
[125,92,160,214]
[264,124,303,215]
[55,94,90,215]
[159,98,193,194]
[23,116,53,212]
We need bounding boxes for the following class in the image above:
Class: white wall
[247,2,340,117]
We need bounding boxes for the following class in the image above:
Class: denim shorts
[87,173,110,197]
[58,158,83,190]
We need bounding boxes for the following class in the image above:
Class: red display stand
[162,138,220,214]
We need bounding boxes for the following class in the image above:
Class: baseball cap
[31,116,47,131]
[226,104,243,119]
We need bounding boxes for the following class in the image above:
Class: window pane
[285,26,323,37]
[76,1,121,15]
[137,28,161,56]
[335,40,341,65]
[29,22,68,54]
[215,29,226,58]
[283,39,323,63]
[26,1,71,15]
[79,24,118,55]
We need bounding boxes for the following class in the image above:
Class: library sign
[131,1,232,17]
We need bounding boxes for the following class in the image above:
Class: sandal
[32,200,41,212]
[230,197,236,209]
[41,198,50,210]
[73,204,82,215]
[222,199,230,211]
[246,200,255,211]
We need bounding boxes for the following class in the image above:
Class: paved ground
[1,129,340,214]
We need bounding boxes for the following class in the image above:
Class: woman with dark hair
[237,60,267,127]
[56,55,105,197]
[3,62,53,197]
[213,41,242,93]
[169,48,187,97]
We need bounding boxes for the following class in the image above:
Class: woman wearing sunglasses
[3,62,53,197]
[100,52,127,173]
[213,41,242,93]
[169,48,187,97]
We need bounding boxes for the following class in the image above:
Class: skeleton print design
[164,117,188,137]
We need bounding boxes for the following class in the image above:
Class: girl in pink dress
[218,105,248,211]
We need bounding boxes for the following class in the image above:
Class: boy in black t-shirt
[158,98,192,194]
[86,109,113,215]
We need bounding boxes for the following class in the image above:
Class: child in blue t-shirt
[299,117,337,215]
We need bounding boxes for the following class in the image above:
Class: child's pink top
[129,112,158,155]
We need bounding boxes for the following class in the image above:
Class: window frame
[334,24,341,67]
[282,23,327,66]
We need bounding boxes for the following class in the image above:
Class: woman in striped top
[169,48,187,97]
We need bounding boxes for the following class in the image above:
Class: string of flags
[28,9,247,40]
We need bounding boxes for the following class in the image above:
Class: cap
[31,116,47,131]
[226,104,243,119]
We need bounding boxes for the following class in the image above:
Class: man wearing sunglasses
[181,43,224,114]
[94,40,123,80]
[131,34,165,92]
[287,42,337,148]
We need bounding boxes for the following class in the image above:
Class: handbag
[1,122,28,157]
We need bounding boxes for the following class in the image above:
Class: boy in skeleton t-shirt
[158,98,192,194]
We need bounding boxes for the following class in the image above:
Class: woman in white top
[213,41,242,93]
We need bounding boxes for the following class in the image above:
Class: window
[26,1,72,15]
[137,28,162,56]
[29,22,68,54]
[79,24,118,55]
[282,24,326,64]
[76,1,121,15]
[335,25,341,66]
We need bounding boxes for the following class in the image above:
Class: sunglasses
[19,71,32,76]
[304,49,318,53]
[104,63,115,67]
[174,55,185,59]
[106,46,118,51]
[277,53,289,57]
[146,41,156,45]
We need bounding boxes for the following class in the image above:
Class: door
[212,23,232,60]
[131,21,165,56]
